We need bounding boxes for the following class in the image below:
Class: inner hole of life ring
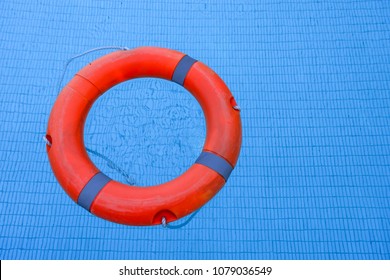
[84,78,206,187]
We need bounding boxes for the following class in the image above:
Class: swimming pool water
[0,0,389,259]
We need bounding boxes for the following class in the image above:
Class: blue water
[1,0,390,259]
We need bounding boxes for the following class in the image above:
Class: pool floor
[0,0,389,259]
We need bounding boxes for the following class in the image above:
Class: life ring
[46,47,242,226]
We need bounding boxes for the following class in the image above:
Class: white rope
[57,46,129,94]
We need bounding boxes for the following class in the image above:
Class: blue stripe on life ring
[77,172,111,211]
[195,151,234,181]
[172,55,197,85]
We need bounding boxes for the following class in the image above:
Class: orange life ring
[46,47,242,226]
